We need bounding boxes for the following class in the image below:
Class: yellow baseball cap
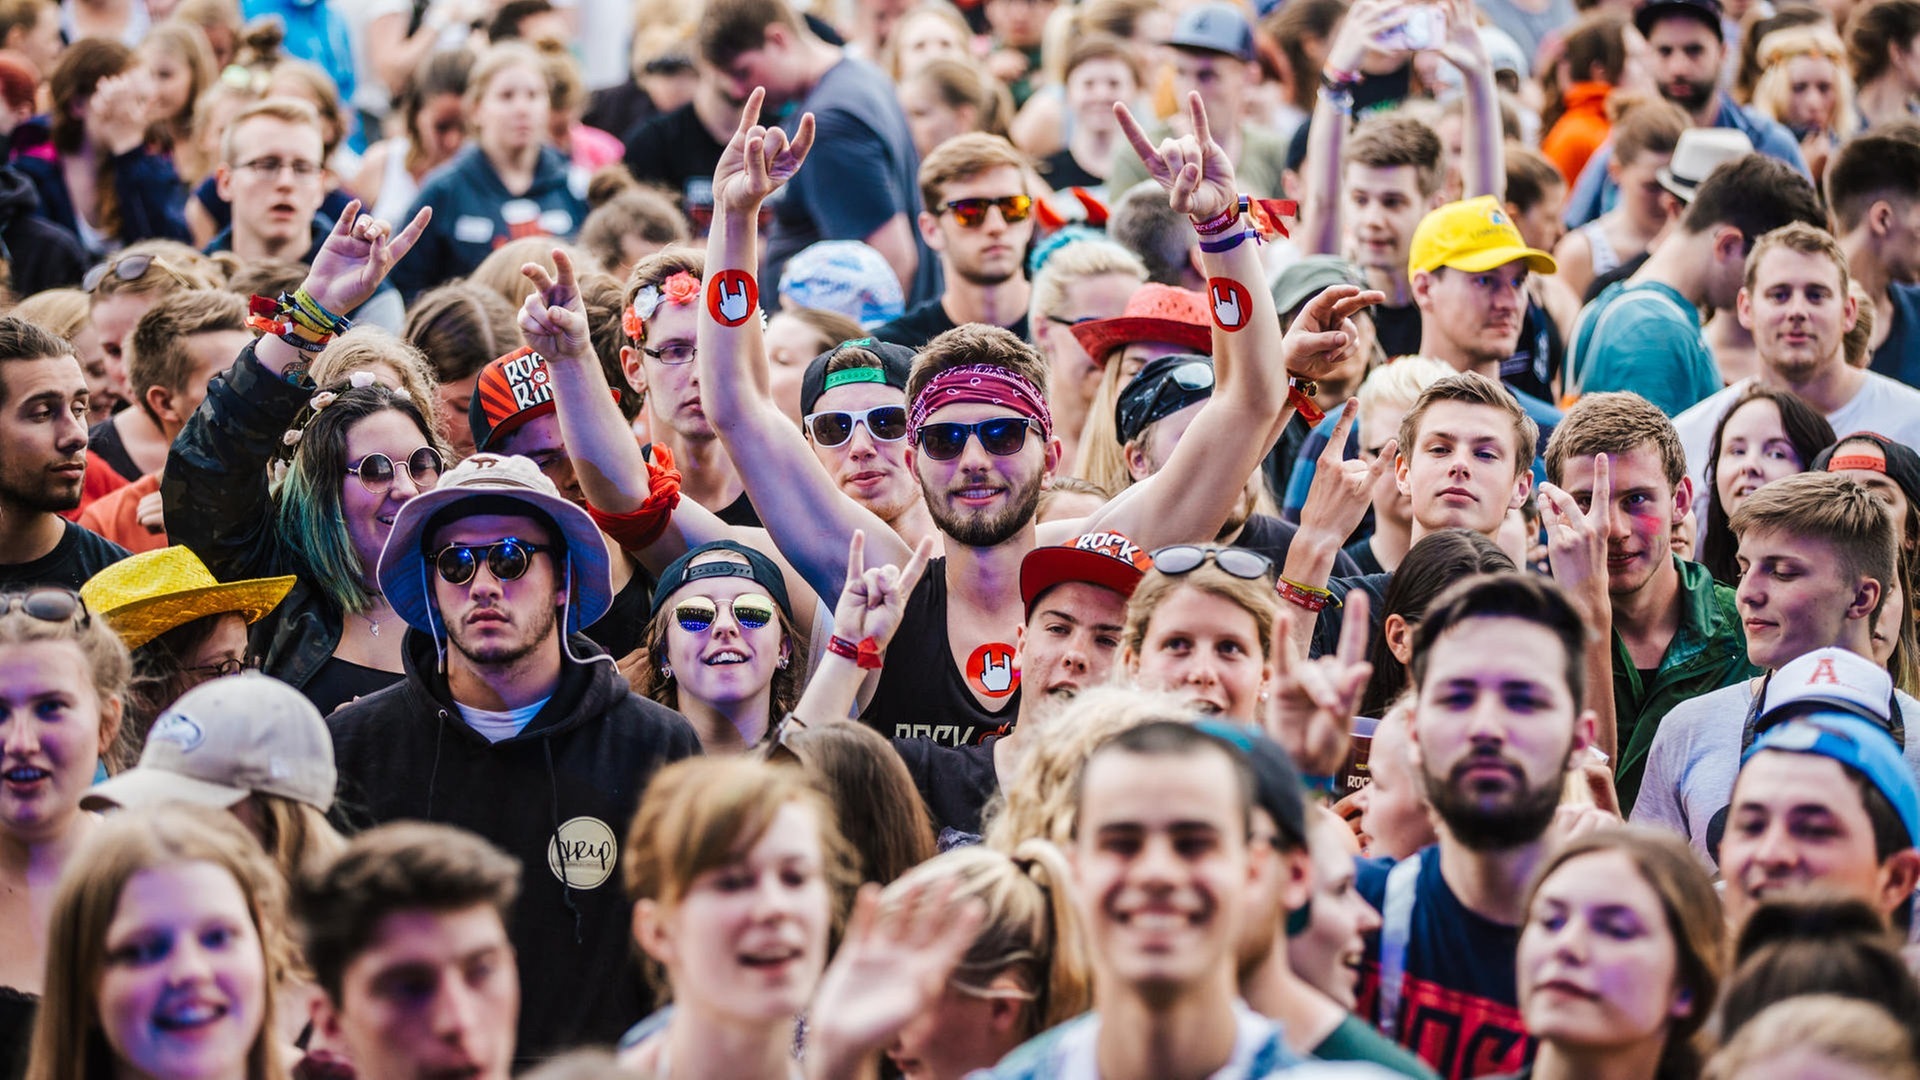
[1408,196,1558,277]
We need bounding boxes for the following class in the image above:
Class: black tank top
[860,558,1019,747]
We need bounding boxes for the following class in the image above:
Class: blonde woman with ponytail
[873,843,1091,1079]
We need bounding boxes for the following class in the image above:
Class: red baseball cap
[1019,531,1154,616]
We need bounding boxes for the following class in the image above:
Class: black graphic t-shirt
[860,557,1019,747]
[1355,849,1535,1080]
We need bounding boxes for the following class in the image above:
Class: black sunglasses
[940,195,1034,228]
[804,405,908,447]
[346,446,444,494]
[0,588,90,627]
[433,538,553,585]
[915,417,1039,461]
[1150,545,1274,581]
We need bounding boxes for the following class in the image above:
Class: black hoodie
[0,150,84,295]
[328,630,701,1064]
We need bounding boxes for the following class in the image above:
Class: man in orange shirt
[79,291,253,552]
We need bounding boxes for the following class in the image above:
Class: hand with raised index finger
[1264,590,1374,776]
[712,87,816,215]
[1283,285,1387,382]
[1298,399,1397,546]
[1115,92,1237,221]
[301,199,434,318]
[1536,452,1613,626]
[518,248,592,361]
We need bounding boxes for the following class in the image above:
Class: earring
[777,656,790,669]
[660,663,673,680]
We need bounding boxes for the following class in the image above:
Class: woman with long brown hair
[24,804,289,1080]
[11,39,190,257]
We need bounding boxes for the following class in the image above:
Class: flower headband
[623,271,701,341]
[280,371,379,450]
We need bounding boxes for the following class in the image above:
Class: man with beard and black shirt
[0,317,129,590]
[689,90,1379,746]
[1354,573,1600,1080]
[328,454,700,1064]
[873,134,1033,349]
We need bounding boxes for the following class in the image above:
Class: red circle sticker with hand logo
[966,642,1021,698]
[1207,277,1252,333]
[707,269,759,327]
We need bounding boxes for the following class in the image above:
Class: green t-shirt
[1312,1013,1441,1078]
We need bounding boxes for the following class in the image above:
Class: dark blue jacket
[9,117,190,253]
[388,143,587,300]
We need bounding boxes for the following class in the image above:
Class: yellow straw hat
[81,547,297,651]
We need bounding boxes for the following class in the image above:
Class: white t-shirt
[1630,677,1920,867]
[455,696,551,743]
[1674,371,1920,486]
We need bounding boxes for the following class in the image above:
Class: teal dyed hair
[274,384,443,614]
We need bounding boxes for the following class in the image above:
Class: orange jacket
[1543,83,1614,184]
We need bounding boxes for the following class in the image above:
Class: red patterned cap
[1019,530,1153,616]
[468,346,618,452]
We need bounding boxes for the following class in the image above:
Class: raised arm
[1093,94,1383,549]
[1299,0,1403,255]
[697,88,911,602]
[788,530,934,729]
[1437,0,1505,201]
[167,200,431,577]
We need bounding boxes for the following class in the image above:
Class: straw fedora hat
[81,547,297,651]
[1069,283,1213,367]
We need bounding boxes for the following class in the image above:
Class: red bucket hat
[1069,283,1212,368]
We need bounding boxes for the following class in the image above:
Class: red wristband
[828,635,885,669]
[1277,578,1331,613]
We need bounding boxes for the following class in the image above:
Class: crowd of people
[8,0,1920,1075]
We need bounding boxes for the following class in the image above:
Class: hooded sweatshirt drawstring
[545,739,586,944]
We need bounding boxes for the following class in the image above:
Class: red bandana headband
[623,271,701,340]
[908,364,1053,443]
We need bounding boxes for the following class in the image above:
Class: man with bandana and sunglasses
[872,133,1035,349]
[326,452,700,1064]
[662,88,1379,748]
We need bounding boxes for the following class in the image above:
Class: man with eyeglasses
[873,133,1034,349]
[465,343,668,671]
[205,99,405,332]
[327,452,700,1063]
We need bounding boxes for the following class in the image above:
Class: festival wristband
[827,634,885,669]
[1288,378,1325,425]
[1199,228,1258,254]
[1278,577,1335,613]
[1190,196,1247,236]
